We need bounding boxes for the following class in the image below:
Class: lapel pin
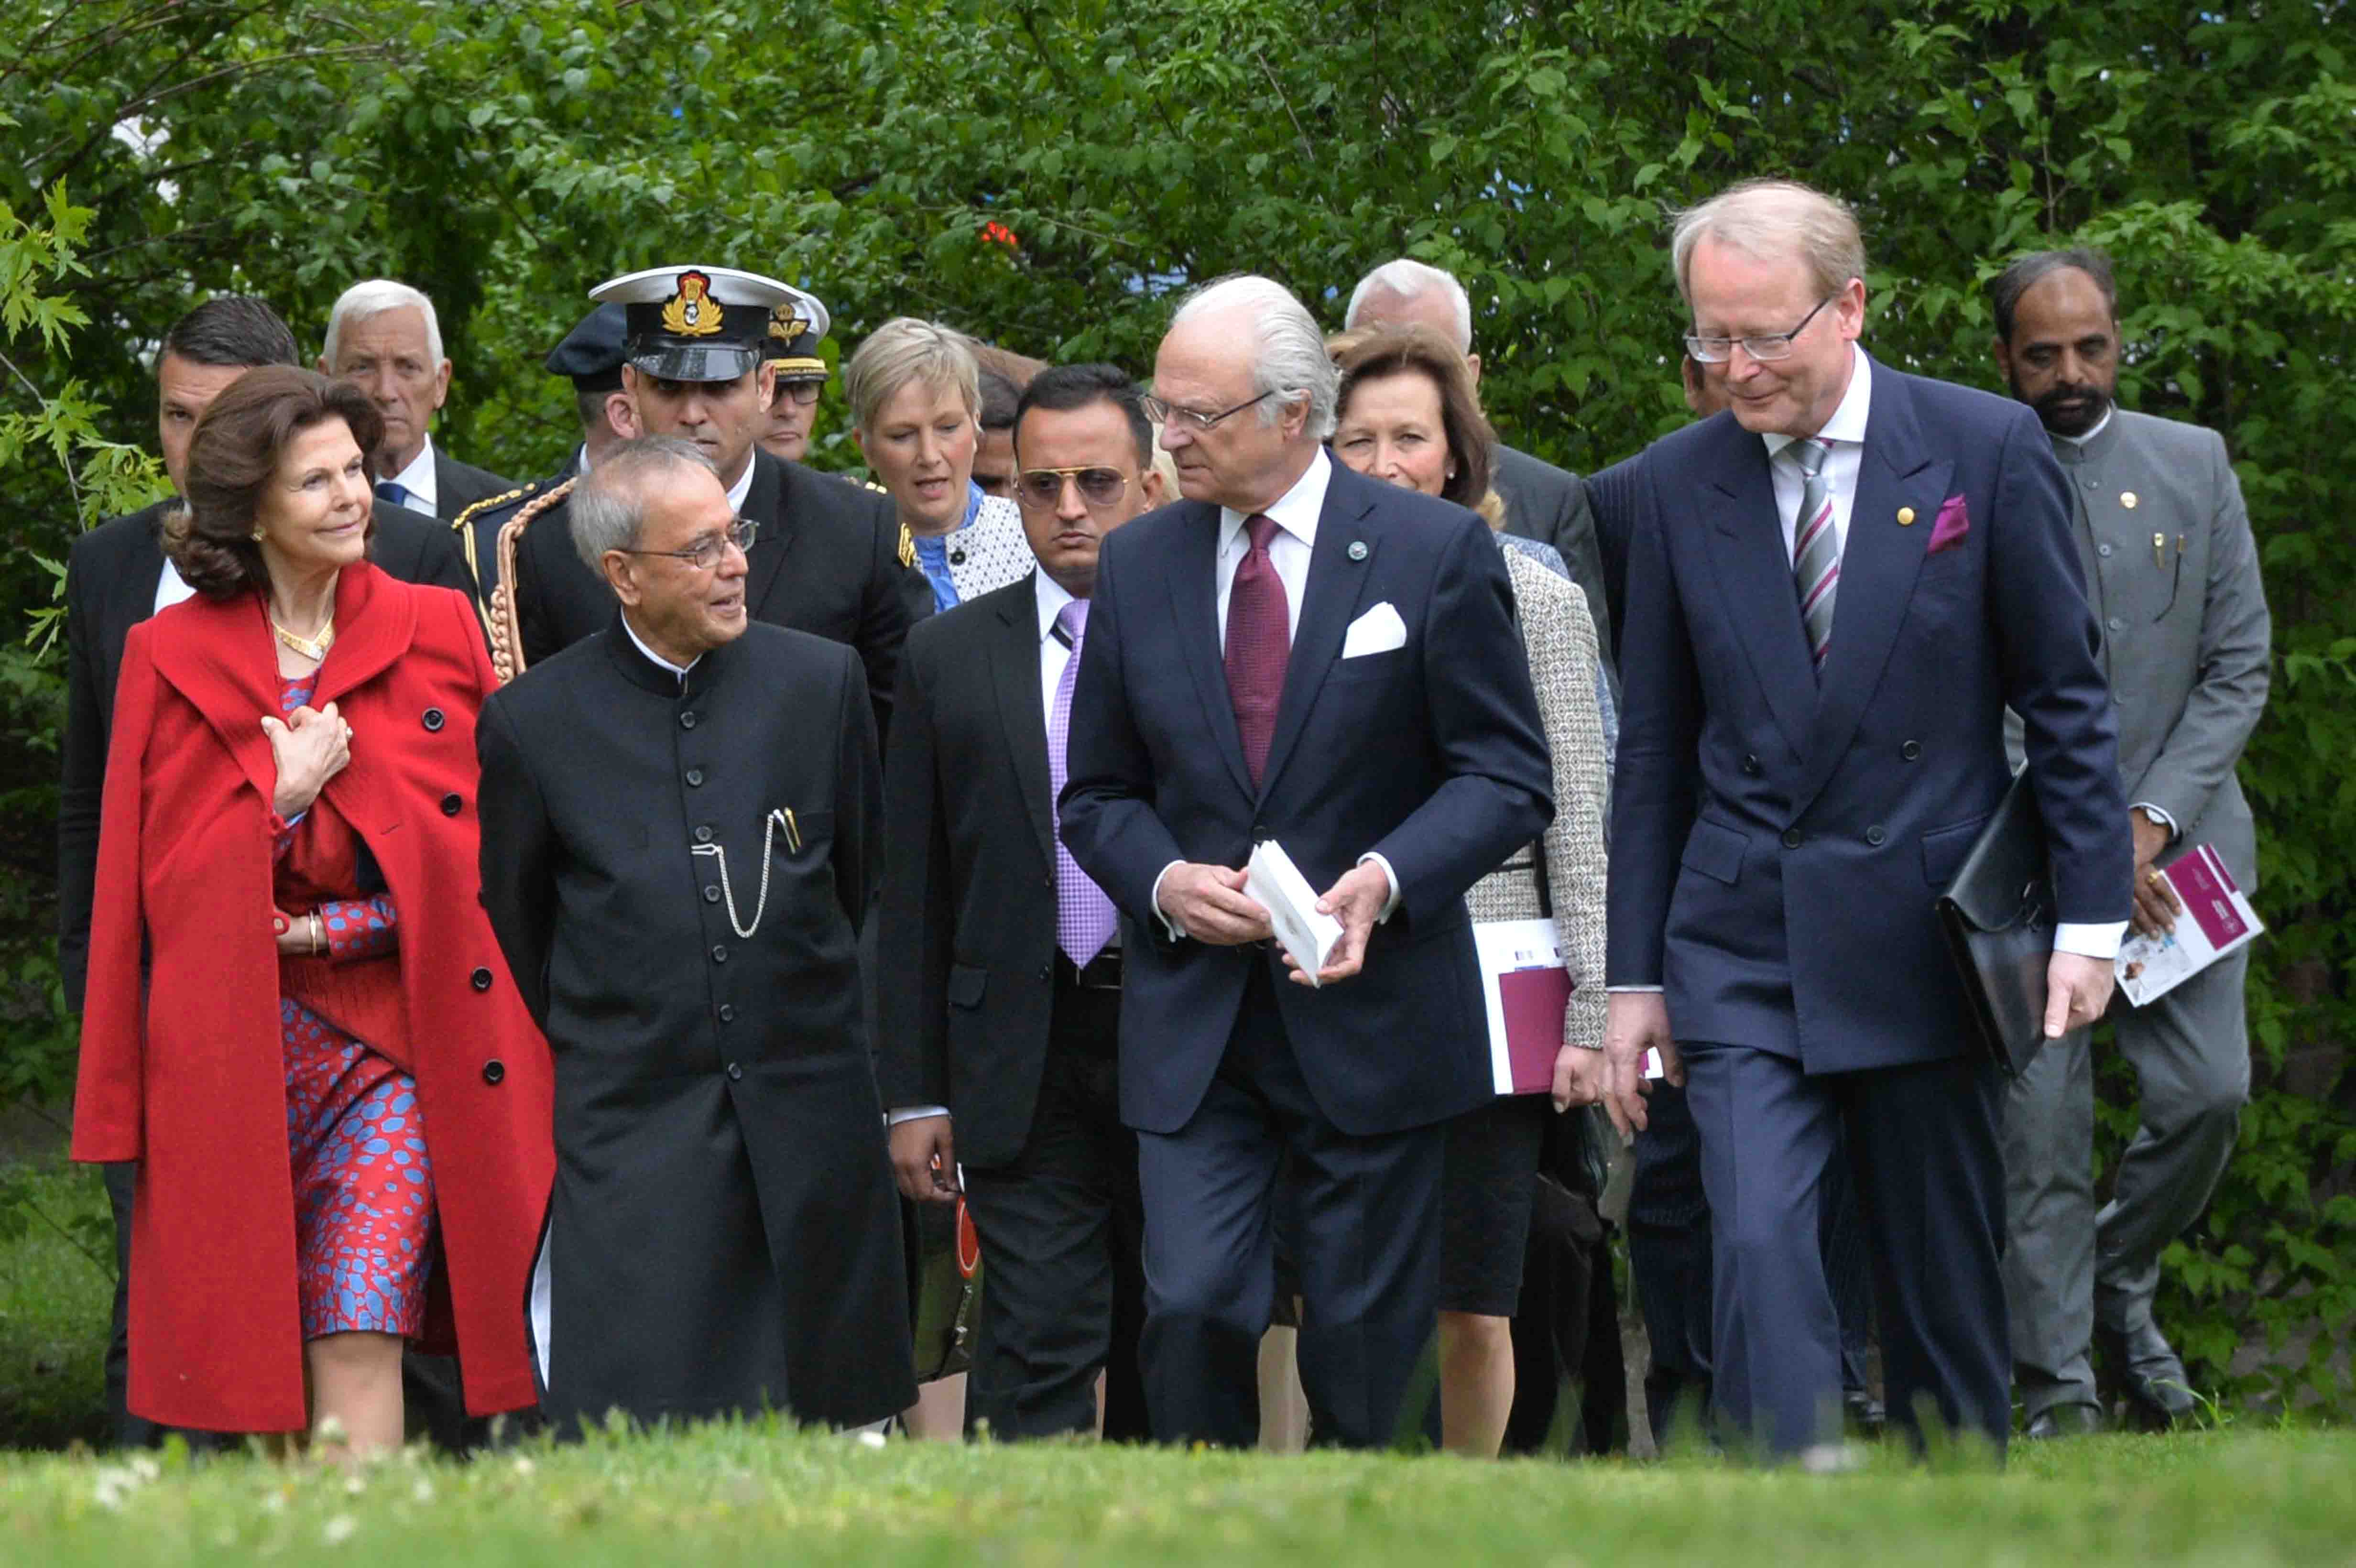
[1896,507,1916,526]
[1347,540,1368,561]
[2121,490,2139,509]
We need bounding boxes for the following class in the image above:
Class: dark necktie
[1223,512,1290,787]
[375,479,411,510]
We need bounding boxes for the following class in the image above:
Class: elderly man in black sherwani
[476,436,915,1435]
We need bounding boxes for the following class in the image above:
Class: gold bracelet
[310,911,325,956]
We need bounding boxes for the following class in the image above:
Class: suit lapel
[1165,502,1255,800]
[108,507,172,668]
[1789,363,1953,817]
[1697,421,1816,752]
[1255,470,1379,800]
[739,451,795,622]
[988,578,1057,868]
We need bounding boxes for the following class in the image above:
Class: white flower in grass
[856,1429,888,1450]
[323,1515,358,1545]
[512,1455,537,1477]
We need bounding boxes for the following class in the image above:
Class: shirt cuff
[1151,860,1188,942]
[1607,985,1666,994]
[1356,853,1401,923]
[2053,922,2127,961]
[886,1106,949,1127]
[2130,802,2179,838]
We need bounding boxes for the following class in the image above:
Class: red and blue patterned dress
[272,674,436,1340]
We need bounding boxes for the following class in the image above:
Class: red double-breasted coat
[71,563,553,1433]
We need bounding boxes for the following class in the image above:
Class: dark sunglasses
[1014,467,1131,508]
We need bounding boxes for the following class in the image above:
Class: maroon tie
[1224,512,1290,787]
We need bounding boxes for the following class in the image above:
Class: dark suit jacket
[1058,460,1554,1138]
[1495,443,1613,677]
[434,448,513,523]
[55,498,475,1008]
[1583,452,1644,665]
[876,573,1078,1169]
[1605,355,2132,1071]
[510,447,929,739]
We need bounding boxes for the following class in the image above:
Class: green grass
[3,1428,2353,1565]
[0,1158,111,1451]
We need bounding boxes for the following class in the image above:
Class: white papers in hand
[2117,843,2264,1007]
[1244,839,1344,987]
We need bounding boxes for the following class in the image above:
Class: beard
[2013,372,2112,438]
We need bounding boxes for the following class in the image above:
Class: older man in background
[318,278,513,520]
[1345,258,1611,672]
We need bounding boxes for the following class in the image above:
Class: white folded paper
[1244,839,1344,987]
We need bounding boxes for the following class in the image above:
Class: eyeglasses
[618,517,759,571]
[1141,389,1276,432]
[1014,466,1132,508]
[1685,296,1836,364]
[773,381,822,407]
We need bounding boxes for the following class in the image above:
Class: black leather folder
[1936,771,2054,1078]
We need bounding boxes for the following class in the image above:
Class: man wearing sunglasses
[477,435,914,1437]
[1604,179,2130,1462]
[878,365,1164,1440]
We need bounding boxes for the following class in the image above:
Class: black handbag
[1935,771,2055,1078]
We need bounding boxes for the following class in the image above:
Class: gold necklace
[271,614,335,662]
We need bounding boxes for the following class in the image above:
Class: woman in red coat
[71,366,553,1456]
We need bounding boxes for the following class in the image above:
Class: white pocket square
[1341,601,1407,658]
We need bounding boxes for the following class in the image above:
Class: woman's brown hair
[164,366,384,598]
[1327,324,1502,524]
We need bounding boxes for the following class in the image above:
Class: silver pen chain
[688,809,798,940]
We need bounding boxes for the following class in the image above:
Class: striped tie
[1790,437,1838,673]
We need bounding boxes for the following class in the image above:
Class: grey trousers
[2001,947,2250,1416]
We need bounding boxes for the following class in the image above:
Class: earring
[251,525,265,542]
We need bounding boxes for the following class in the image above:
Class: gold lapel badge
[897,522,917,569]
[1896,506,1916,526]
[660,270,725,338]
[2121,490,2139,509]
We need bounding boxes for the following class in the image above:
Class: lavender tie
[1049,599,1118,966]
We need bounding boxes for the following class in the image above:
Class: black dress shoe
[2024,1403,2104,1439]
[2098,1322,2200,1430]
[1842,1389,1886,1437]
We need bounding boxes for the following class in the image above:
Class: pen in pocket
[783,806,802,854]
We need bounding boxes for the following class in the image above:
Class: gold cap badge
[768,305,812,342]
[659,270,724,338]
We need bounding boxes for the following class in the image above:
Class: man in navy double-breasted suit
[1604,181,2132,1459]
[1060,276,1553,1448]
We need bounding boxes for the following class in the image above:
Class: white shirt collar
[1033,568,1077,643]
[2054,405,2115,447]
[723,450,755,515]
[620,611,698,681]
[1761,346,1872,462]
[1219,446,1331,551]
[386,432,436,509]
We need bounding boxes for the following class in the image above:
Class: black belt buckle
[1066,948,1122,991]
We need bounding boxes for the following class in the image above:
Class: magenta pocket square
[1928,494,1971,554]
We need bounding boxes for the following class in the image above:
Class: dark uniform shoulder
[451,476,553,532]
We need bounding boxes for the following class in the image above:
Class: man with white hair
[1059,274,1553,1448]
[1345,258,1612,667]
[1603,179,2129,1459]
[319,278,513,522]
[475,436,915,1435]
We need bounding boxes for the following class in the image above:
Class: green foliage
[0,1160,110,1451]
[0,0,2349,1415]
